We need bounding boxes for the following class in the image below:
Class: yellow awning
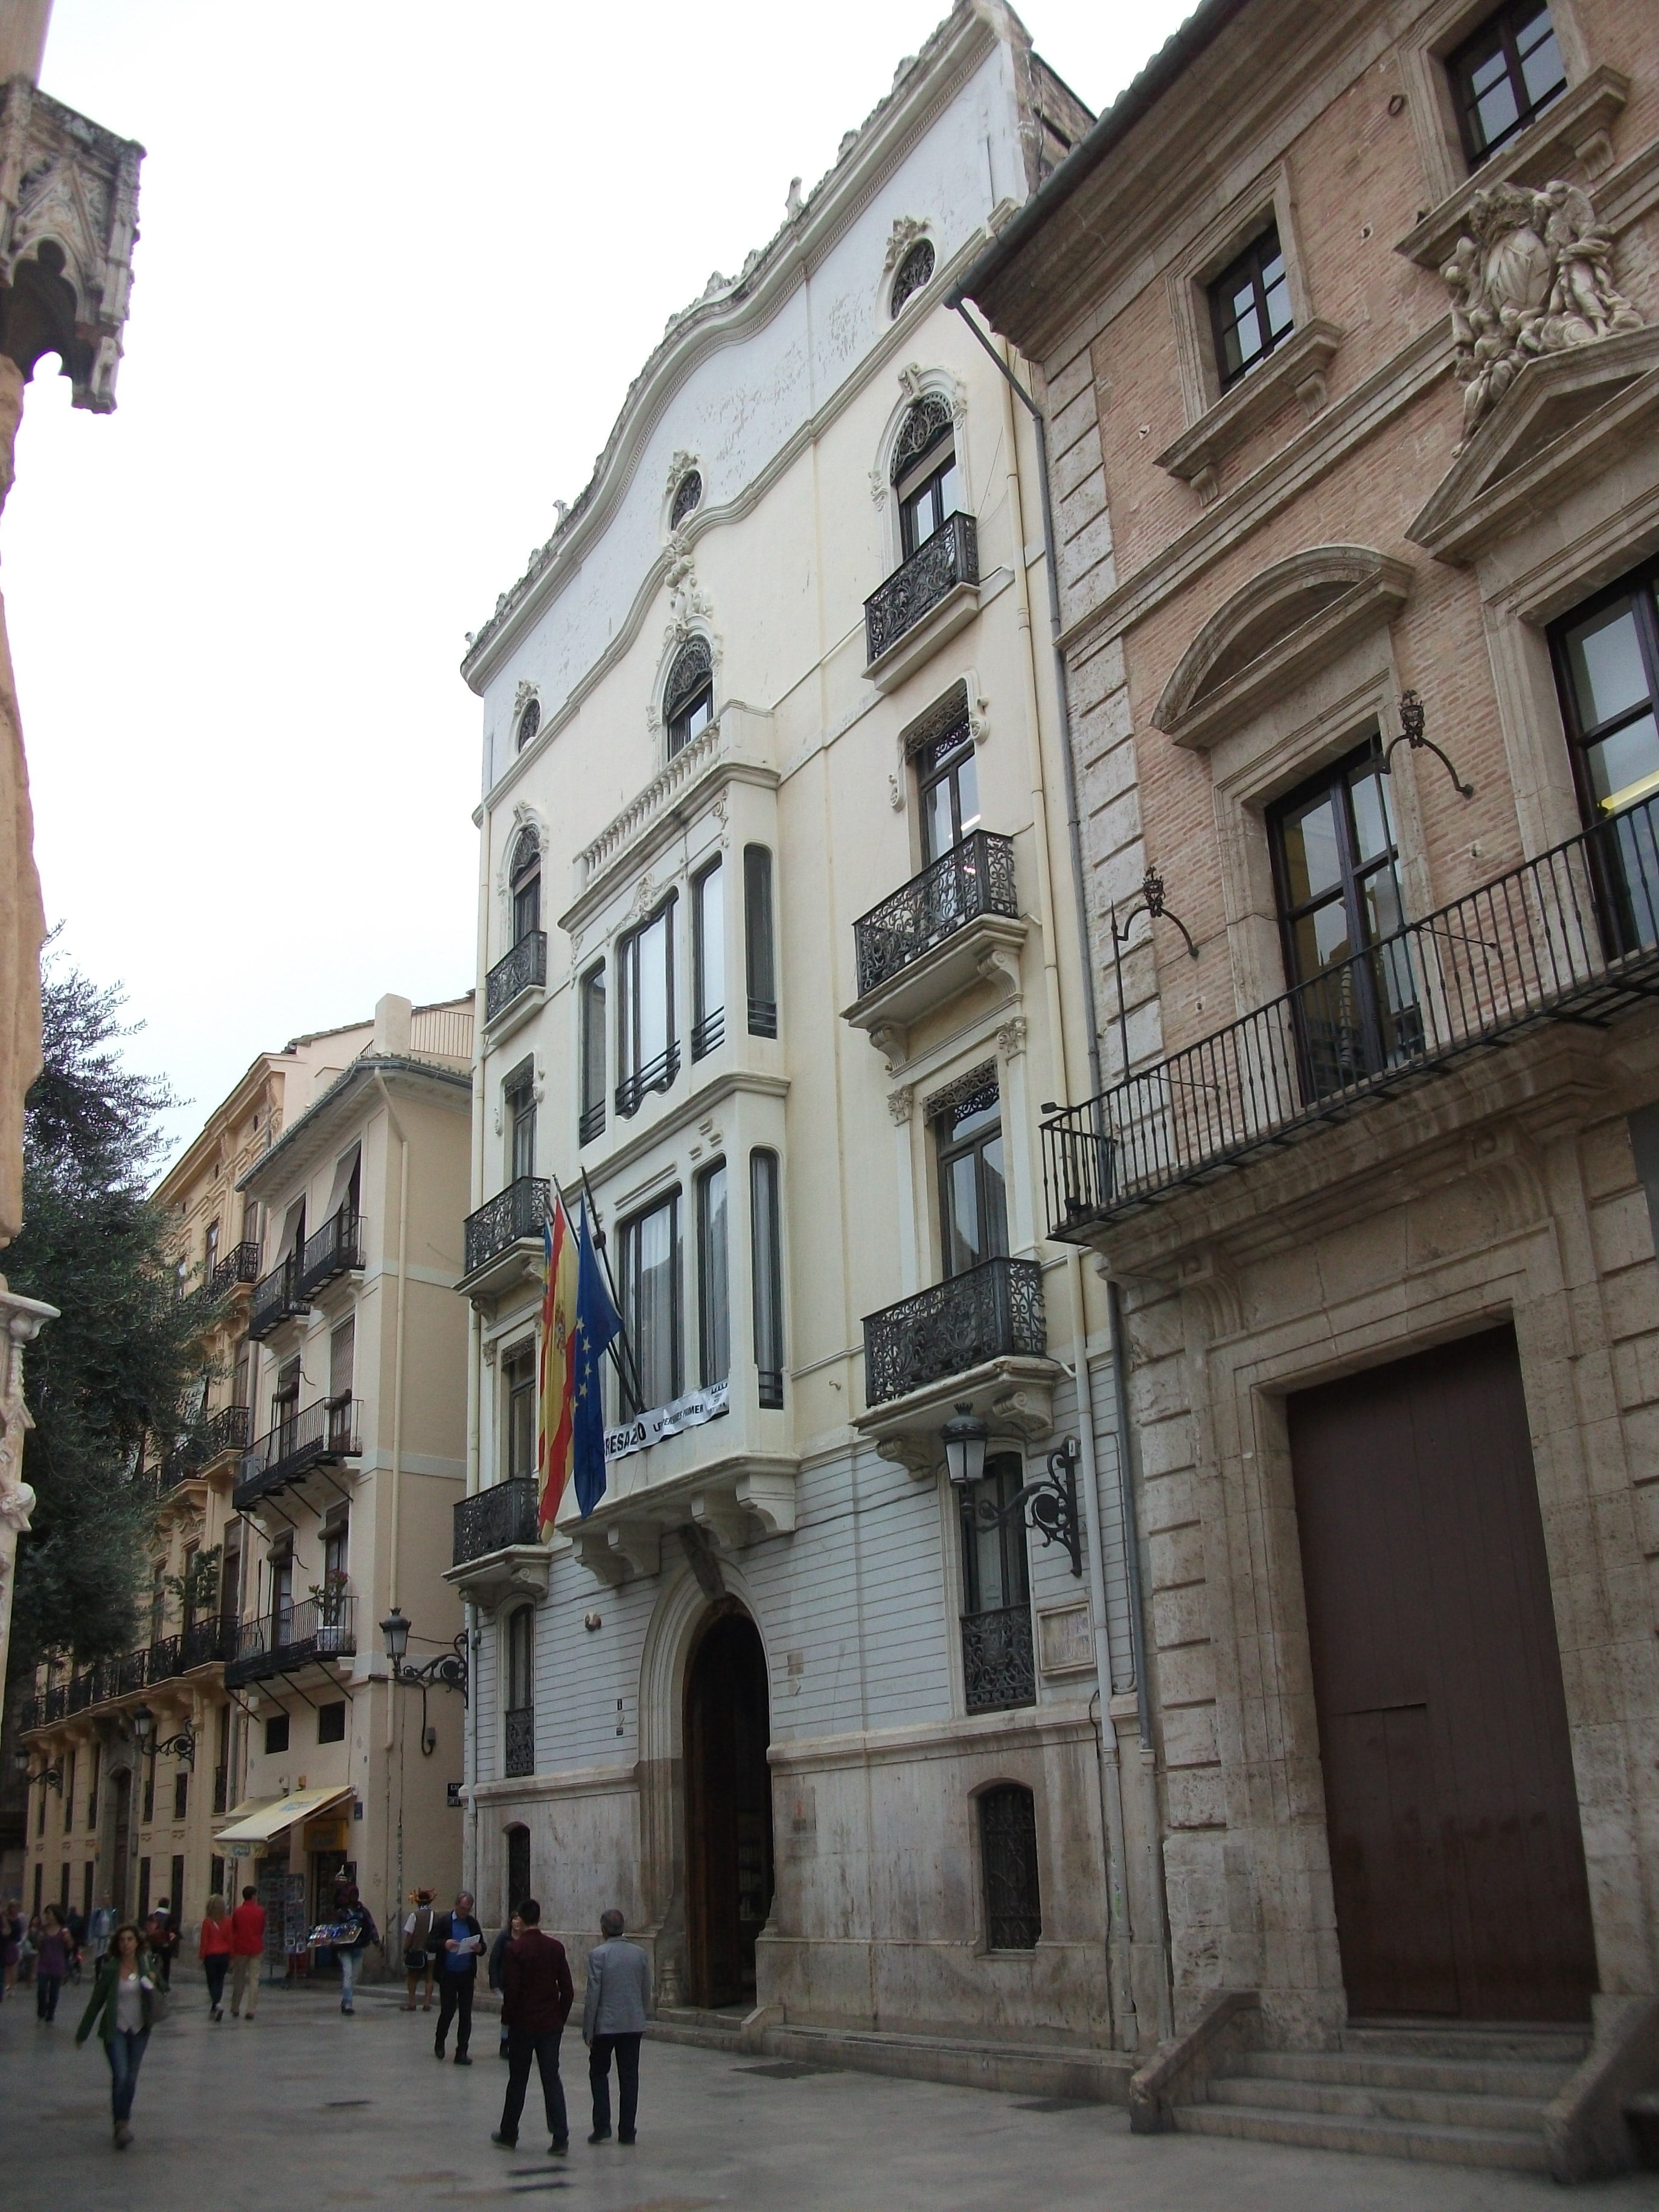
[214,1785,353,1847]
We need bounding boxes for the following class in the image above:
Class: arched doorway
[683,1605,773,2006]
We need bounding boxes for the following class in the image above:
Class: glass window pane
[697,1163,729,1387]
[1349,765,1395,863]
[695,865,724,1026]
[1586,712,1659,814]
[744,846,776,1032]
[750,1150,784,1400]
[936,458,961,524]
[951,748,980,840]
[1294,900,1353,980]
[1518,16,1564,106]
[1262,257,1293,338]
[946,1153,981,1273]
[638,911,670,1066]
[1565,598,1651,732]
[980,1133,1008,1261]
[1280,794,1343,906]
[581,967,606,1121]
[625,1198,679,1412]
[1361,863,1405,942]
[922,775,956,865]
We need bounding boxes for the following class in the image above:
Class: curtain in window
[750,1149,784,1408]
[697,1162,729,1387]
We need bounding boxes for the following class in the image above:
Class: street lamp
[131,1703,196,1764]
[13,1747,63,1789]
[943,1410,1085,1579]
[941,1404,989,1491]
[380,1608,469,1756]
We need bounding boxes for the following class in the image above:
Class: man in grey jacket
[581,1909,651,2145]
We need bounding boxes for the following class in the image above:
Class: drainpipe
[464,808,491,1903]
[372,1070,411,1705]
[956,298,1169,2045]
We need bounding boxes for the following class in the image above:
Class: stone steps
[1236,2048,1575,2099]
[1175,2098,1551,2170]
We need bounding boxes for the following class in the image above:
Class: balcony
[1043,791,1659,1242]
[445,1478,548,1608]
[223,1595,358,1690]
[854,1256,1057,1476]
[247,1256,308,1342]
[459,1175,551,1305]
[864,511,980,691]
[962,1603,1037,1715]
[21,1618,237,1730]
[234,1396,362,1511]
[296,1205,363,1301]
[158,1403,251,1489]
[843,831,1023,1057]
[208,1240,262,1301]
[485,930,547,1031]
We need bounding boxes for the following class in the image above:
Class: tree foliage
[4,953,205,1687]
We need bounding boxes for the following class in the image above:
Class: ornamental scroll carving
[1443,181,1642,438]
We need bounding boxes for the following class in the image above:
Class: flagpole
[553,1169,643,1413]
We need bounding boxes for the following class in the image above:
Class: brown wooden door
[684,1606,773,2007]
[1288,1325,1597,2022]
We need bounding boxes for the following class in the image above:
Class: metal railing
[208,1240,262,1300]
[158,1402,252,1488]
[616,1041,680,1118]
[852,830,1018,999]
[247,1255,308,1341]
[961,1604,1037,1714]
[865,511,979,664]
[22,1617,238,1729]
[505,1705,535,1778]
[464,1175,551,1276]
[862,1255,1046,1408]
[224,1595,358,1689]
[234,1395,362,1509]
[297,1205,363,1300]
[453,1477,539,1565]
[486,930,547,1024]
[1042,791,1659,1239]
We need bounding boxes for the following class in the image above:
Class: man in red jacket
[228,1886,266,2021]
[491,1899,574,2155]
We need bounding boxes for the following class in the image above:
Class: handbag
[147,1979,171,2024]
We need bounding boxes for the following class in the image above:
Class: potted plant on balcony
[310,1569,350,1652]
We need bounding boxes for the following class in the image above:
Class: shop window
[141,1765,155,1824]
[696,1160,729,1389]
[664,636,714,759]
[318,1701,347,1745]
[692,860,725,1058]
[935,1074,1008,1277]
[209,1855,225,1903]
[744,846,777,1036]
[1210,222,1294,389]
[979,1784,1041,1950]
[617,899,678,1114]
[264,1713,290,1756]
[579,964,607,1144]
[1448,1,1566,166]
[619,1192,681,1416]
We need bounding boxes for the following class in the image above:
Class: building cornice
[237,1055,470,1198]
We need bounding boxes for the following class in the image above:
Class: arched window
[670,468,703,530]
[516,695,540,752]
[889,238,935,318]
[891,396,959,558]
[504,1608,534,1778]
[664,636,714,758]
[510,829,540,947]
[979,1783,1041,1949]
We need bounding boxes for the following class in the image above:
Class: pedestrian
[402,1887,437,2010]
[74,1923,159,2150]
[66,1902,86,1983]
[34,1905,70,2022]
[431,1890,484,2064]
[488,1910,523,2060]
[334,1882,378,2016]
[491,1900,573,2156]
[582,1908,651,2147]
[150,1897,180,1990]
[20,1911,39,1984]
[0,1899,19,1999]
[89,1896,115,1971]
[228,1884,266,2019]
[199,1894,233,2020]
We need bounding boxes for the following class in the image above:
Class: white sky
[11,0,1195,1162]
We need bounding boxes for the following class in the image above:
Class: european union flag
[572,1203,622,1517]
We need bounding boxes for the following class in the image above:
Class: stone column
[0,1277,57,1696]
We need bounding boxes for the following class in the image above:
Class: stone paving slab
[5,1981,1658,2211]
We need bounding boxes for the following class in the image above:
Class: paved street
[6,1980,1659,2211]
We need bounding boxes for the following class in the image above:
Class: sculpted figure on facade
[1443,181,1642,438]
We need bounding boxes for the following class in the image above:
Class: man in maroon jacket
[491,1899,574,2155]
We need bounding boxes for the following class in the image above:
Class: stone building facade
[962,0,1659,2103]
[451,2,1157,2072]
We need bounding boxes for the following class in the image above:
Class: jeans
[107,2027,149,2123]
[589,2031,642,2138]
[36,1973,62,2021]
[436,1972,473,2055]
[339,1948,364,2007]
[500,2027,568,2144]
[204,1955,229,2010]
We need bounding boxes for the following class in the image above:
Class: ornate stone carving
[1443,181,1642,439]
[997,1017,1028,1060]
[883,215,929,273]
[0,1281,56,1699]
[886,1086,913,1125]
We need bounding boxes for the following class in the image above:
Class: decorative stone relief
[883,215,928,273]
[886,1086,914,1125]
[665,449,697,497]
[1443,181,1642,439]
[997,1017,1028,1060]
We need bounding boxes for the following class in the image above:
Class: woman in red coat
[199,1894,234,2020]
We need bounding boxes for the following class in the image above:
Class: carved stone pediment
[1152,546,1412,748]
[1408,324,1659,565]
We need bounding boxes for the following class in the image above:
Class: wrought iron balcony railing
[464,1175,551,1277]
[297,1205,363,1300]
[234,1395,362,1510]
[180,1614,237,1670]
[208,1240,262,1300]
[224,1595,358,1689]
[616,1041,680,1119]
[852,830,1018,999]
[862,1255,1046,1408]
[865,511,979,664]
[962,1604,1037,1714]
[487,930,547,1025]
[21,1617,238,1729]
[1043,790,1659,1239]
[247,1255,308,1341]
[453,1477,540,1565]
[158,1402,252,1487]
[505,1705,535,1778]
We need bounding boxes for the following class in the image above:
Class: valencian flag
[537,1194,622,1535]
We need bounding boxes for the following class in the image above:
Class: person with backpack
[402,1887,437,2011]
[333,1883,378,2015]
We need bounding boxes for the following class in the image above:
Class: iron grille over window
[961,1451,1034,1713]
[889,238,935,317]
[505,1704,534,1775]
[1210,222,1293,388]
[979,1783,1041,1949]
[891,394,953,482]
[516,697,540,751]
[1449,1,1565,165]
[962,1604,1036,1715]
[670,469,703,529]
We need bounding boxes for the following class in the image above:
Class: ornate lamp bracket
[970,1437,1084,1577]
[1382,689,1474,799]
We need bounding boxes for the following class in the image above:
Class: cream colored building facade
[450,2,1159,2071]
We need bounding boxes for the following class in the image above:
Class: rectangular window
[318,1701,347,1744]
[620,1192,681,1416]
[1209,222,1294,389]
[264,1713,289,1756]
[180,1542,199,1633]
[88,1744,99,1831]
[220,1539,241,1622]
[82,1863,93,1925]
[505,1058,537,1182]
[897,426,961,558]
[272,1357,300,1450]
[1449,1,1566,165]
[269,1547,294,1643]
[63,1747,75,1831]
[171,1853,185,1926]
[512,856,542,946]
[142,1767,154,1824]
[203,1219,220,1284]
[322,1509,348,1587]
[233,1344,252,1410]
[503,1343,536,1480]
[935,1077,1008,1277]
[1268,738,1422,1097]
[1550,560,1659,951]
[58,1862,69,1913]
[918,715,980,865]
[579,963,607,1145]
[209,1855,224,1903]
[617,898,678,1116]
[149,1562,166,1641]
[744,846,777,1037]
[329,1317,355,1404]
[173,1769,188,1823]
[137,1858,150,1922]
[750,1149,785,1410]
[695,1160,729,1388]
[692,861,725,1058]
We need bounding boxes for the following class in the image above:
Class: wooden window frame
[1447,0,1567,166]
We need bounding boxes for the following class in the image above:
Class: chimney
[371,994,412,1057]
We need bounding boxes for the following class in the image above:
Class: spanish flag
[536,1195,580,1536]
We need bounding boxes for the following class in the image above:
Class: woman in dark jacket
[75,1924,159,2148]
